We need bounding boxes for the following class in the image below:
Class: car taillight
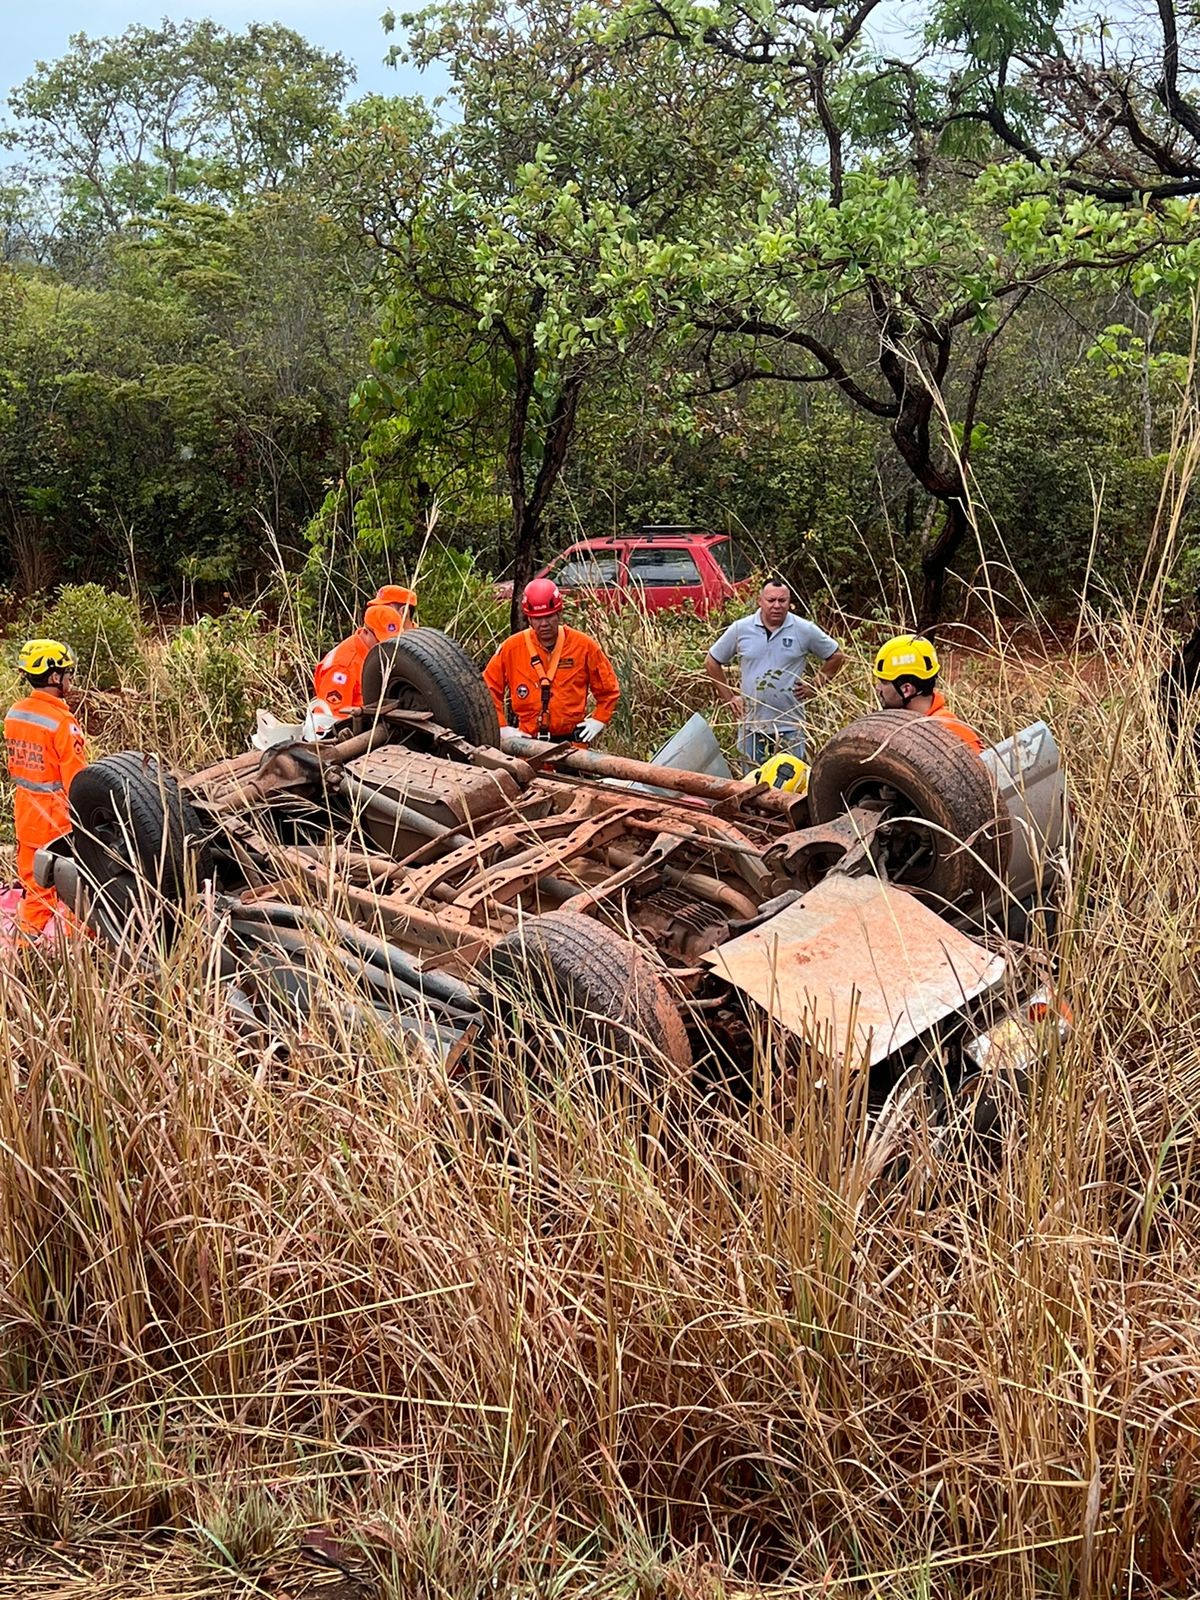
[1025,992,1073,1027]
[964,986,1072,1075]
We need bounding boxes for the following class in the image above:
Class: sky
[2,0,447,109]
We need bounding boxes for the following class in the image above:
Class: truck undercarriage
[37,629,1068,1126]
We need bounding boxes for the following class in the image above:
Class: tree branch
[1155,0,1200,148]
[959,284,1032,464]
[695,314,899,415]
[808,64,843,205]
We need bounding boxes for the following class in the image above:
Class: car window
[628,546,703,586]
[710,539,754,582]
[551,552,620,588]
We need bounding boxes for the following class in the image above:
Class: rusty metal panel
[347,745,520,824]
[702,875,1005,1065]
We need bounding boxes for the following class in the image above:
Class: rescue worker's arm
[482,644,509,723]
[313,652,337,708]
[314,641,358,712]
[585,641,621,725]
[54,711,87,799]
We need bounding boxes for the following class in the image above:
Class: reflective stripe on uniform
[6,707,60,732]
[12,775,64,793]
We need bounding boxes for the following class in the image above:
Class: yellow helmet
[750,752,810,795]
[874,634,939,683]
[17,638,76,677]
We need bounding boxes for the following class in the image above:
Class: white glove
[576,716,606,744]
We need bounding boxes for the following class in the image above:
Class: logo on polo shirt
[516,684,529,699]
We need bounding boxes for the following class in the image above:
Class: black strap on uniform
[529,652,553,735]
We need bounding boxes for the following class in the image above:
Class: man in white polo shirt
[705,576,846,768]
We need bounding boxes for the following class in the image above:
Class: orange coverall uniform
[314,606,413,716]
[4,689,87,933]
[483,625,621,739]
[313,628,374,714]
[926,690,985,754]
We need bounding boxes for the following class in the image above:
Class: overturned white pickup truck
[38,630,1069,1112]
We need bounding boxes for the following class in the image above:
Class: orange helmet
[363,602,407,641]
[376,584,417,610]
[522,578,564,618]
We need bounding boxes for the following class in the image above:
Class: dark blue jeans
[738,726,805,768]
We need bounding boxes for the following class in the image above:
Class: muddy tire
[69,752,211,897]
[479,910,692,1097]
[361,627,500,747]
[808,710,1010,905]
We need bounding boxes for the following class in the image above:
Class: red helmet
[522,578,564,618]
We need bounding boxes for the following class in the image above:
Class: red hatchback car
[509,527,756,617]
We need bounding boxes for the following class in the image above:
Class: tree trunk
[873,307,971,632]
[1160,589,1200,741]
[918,496,972,630]
[505,374,584,633]
[508,510,541,633]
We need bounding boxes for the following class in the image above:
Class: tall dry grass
[2,553,1200,1594]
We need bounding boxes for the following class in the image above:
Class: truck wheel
[69,752,212,897]
[85,871,167,954]
[361,627,500,747]
[479,910,692,1097]
[808,710,1011,905]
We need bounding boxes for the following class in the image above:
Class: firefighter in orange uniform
[374,585,418,627]
[483,578,620,742]
[313,601,411,717]
[873,635,986,753]
[4,639,88,936]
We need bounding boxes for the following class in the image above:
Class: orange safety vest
[926,690,985,754]
[483,624,621,738]
[313,629,373,714]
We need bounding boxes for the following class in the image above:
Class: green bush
[409,544,508,659]
[31,584,146,691]
[300,529,508,663]
[973,375,1179,609]
[161,608,280,758]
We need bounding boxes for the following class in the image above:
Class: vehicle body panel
[705,874,1006,1067]
[980,719,1066,906]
